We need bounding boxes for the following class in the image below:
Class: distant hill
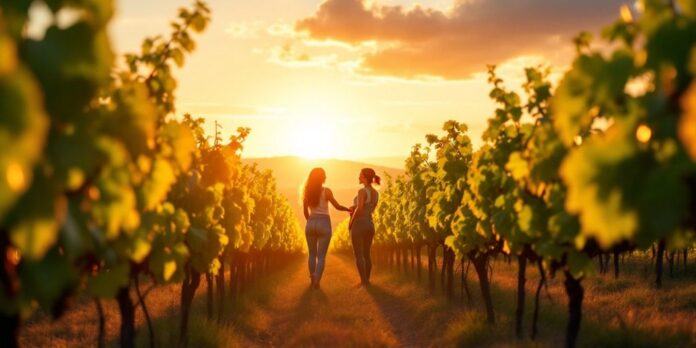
[357,156,406,170]
[243,156,403,228]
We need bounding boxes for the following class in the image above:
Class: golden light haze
[108,0,627,161]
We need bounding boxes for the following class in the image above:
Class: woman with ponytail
[348,168,380,287]
[302,168,351,289]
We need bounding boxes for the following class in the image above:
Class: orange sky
[105,0,626,161]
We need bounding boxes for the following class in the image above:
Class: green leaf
[7,174,63,261]
[129,236,151,263]
[0,54,48,220]
[87,263,130,298]
[20,249,77,310]
[506,152,529,180]
[171,48,184,67]
[567,250,594,278]
[139,158,176,211]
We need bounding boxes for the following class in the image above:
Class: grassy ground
[20,253,696,347]
[424,254,696,347]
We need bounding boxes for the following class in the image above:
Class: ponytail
[361,168,381,185]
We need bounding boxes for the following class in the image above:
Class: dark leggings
[351,219,374,283]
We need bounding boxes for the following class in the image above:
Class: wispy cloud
[266,22,295,38]
[224,21,265,39]
[224,20,296,40]
[267,42,342,68]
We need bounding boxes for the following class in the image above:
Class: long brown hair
[303,168,326,207]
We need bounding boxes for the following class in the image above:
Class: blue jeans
[306,215,332,282]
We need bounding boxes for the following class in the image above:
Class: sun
[288,119,338,159]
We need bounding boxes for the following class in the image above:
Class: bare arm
[349,189,366,230]
[303,200,310,220]
[325,188,350,212]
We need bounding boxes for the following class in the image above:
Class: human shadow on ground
[363,283,443,346]
[367,261,694,348]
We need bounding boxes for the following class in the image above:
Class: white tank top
[353,187,378,219]
[309,188,330,216]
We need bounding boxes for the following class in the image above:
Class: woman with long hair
[348,168,380,287]
[303,167,351,289]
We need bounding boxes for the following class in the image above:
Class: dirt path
[19,251,696,347]
[20,253,445,347]
[239,254,428,347]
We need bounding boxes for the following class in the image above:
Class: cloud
[225,21,264,39]
[266,23,295,38]
[225,21,295,40]
[267,42,342,69]
[295,0,627,79]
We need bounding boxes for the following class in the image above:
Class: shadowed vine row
[0,1,304,347]
[344,3,696,348]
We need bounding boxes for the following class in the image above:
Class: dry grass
[379,252,696,347]
[488,255,696,347]
[19,253,696,347]
[21,280,182,347]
